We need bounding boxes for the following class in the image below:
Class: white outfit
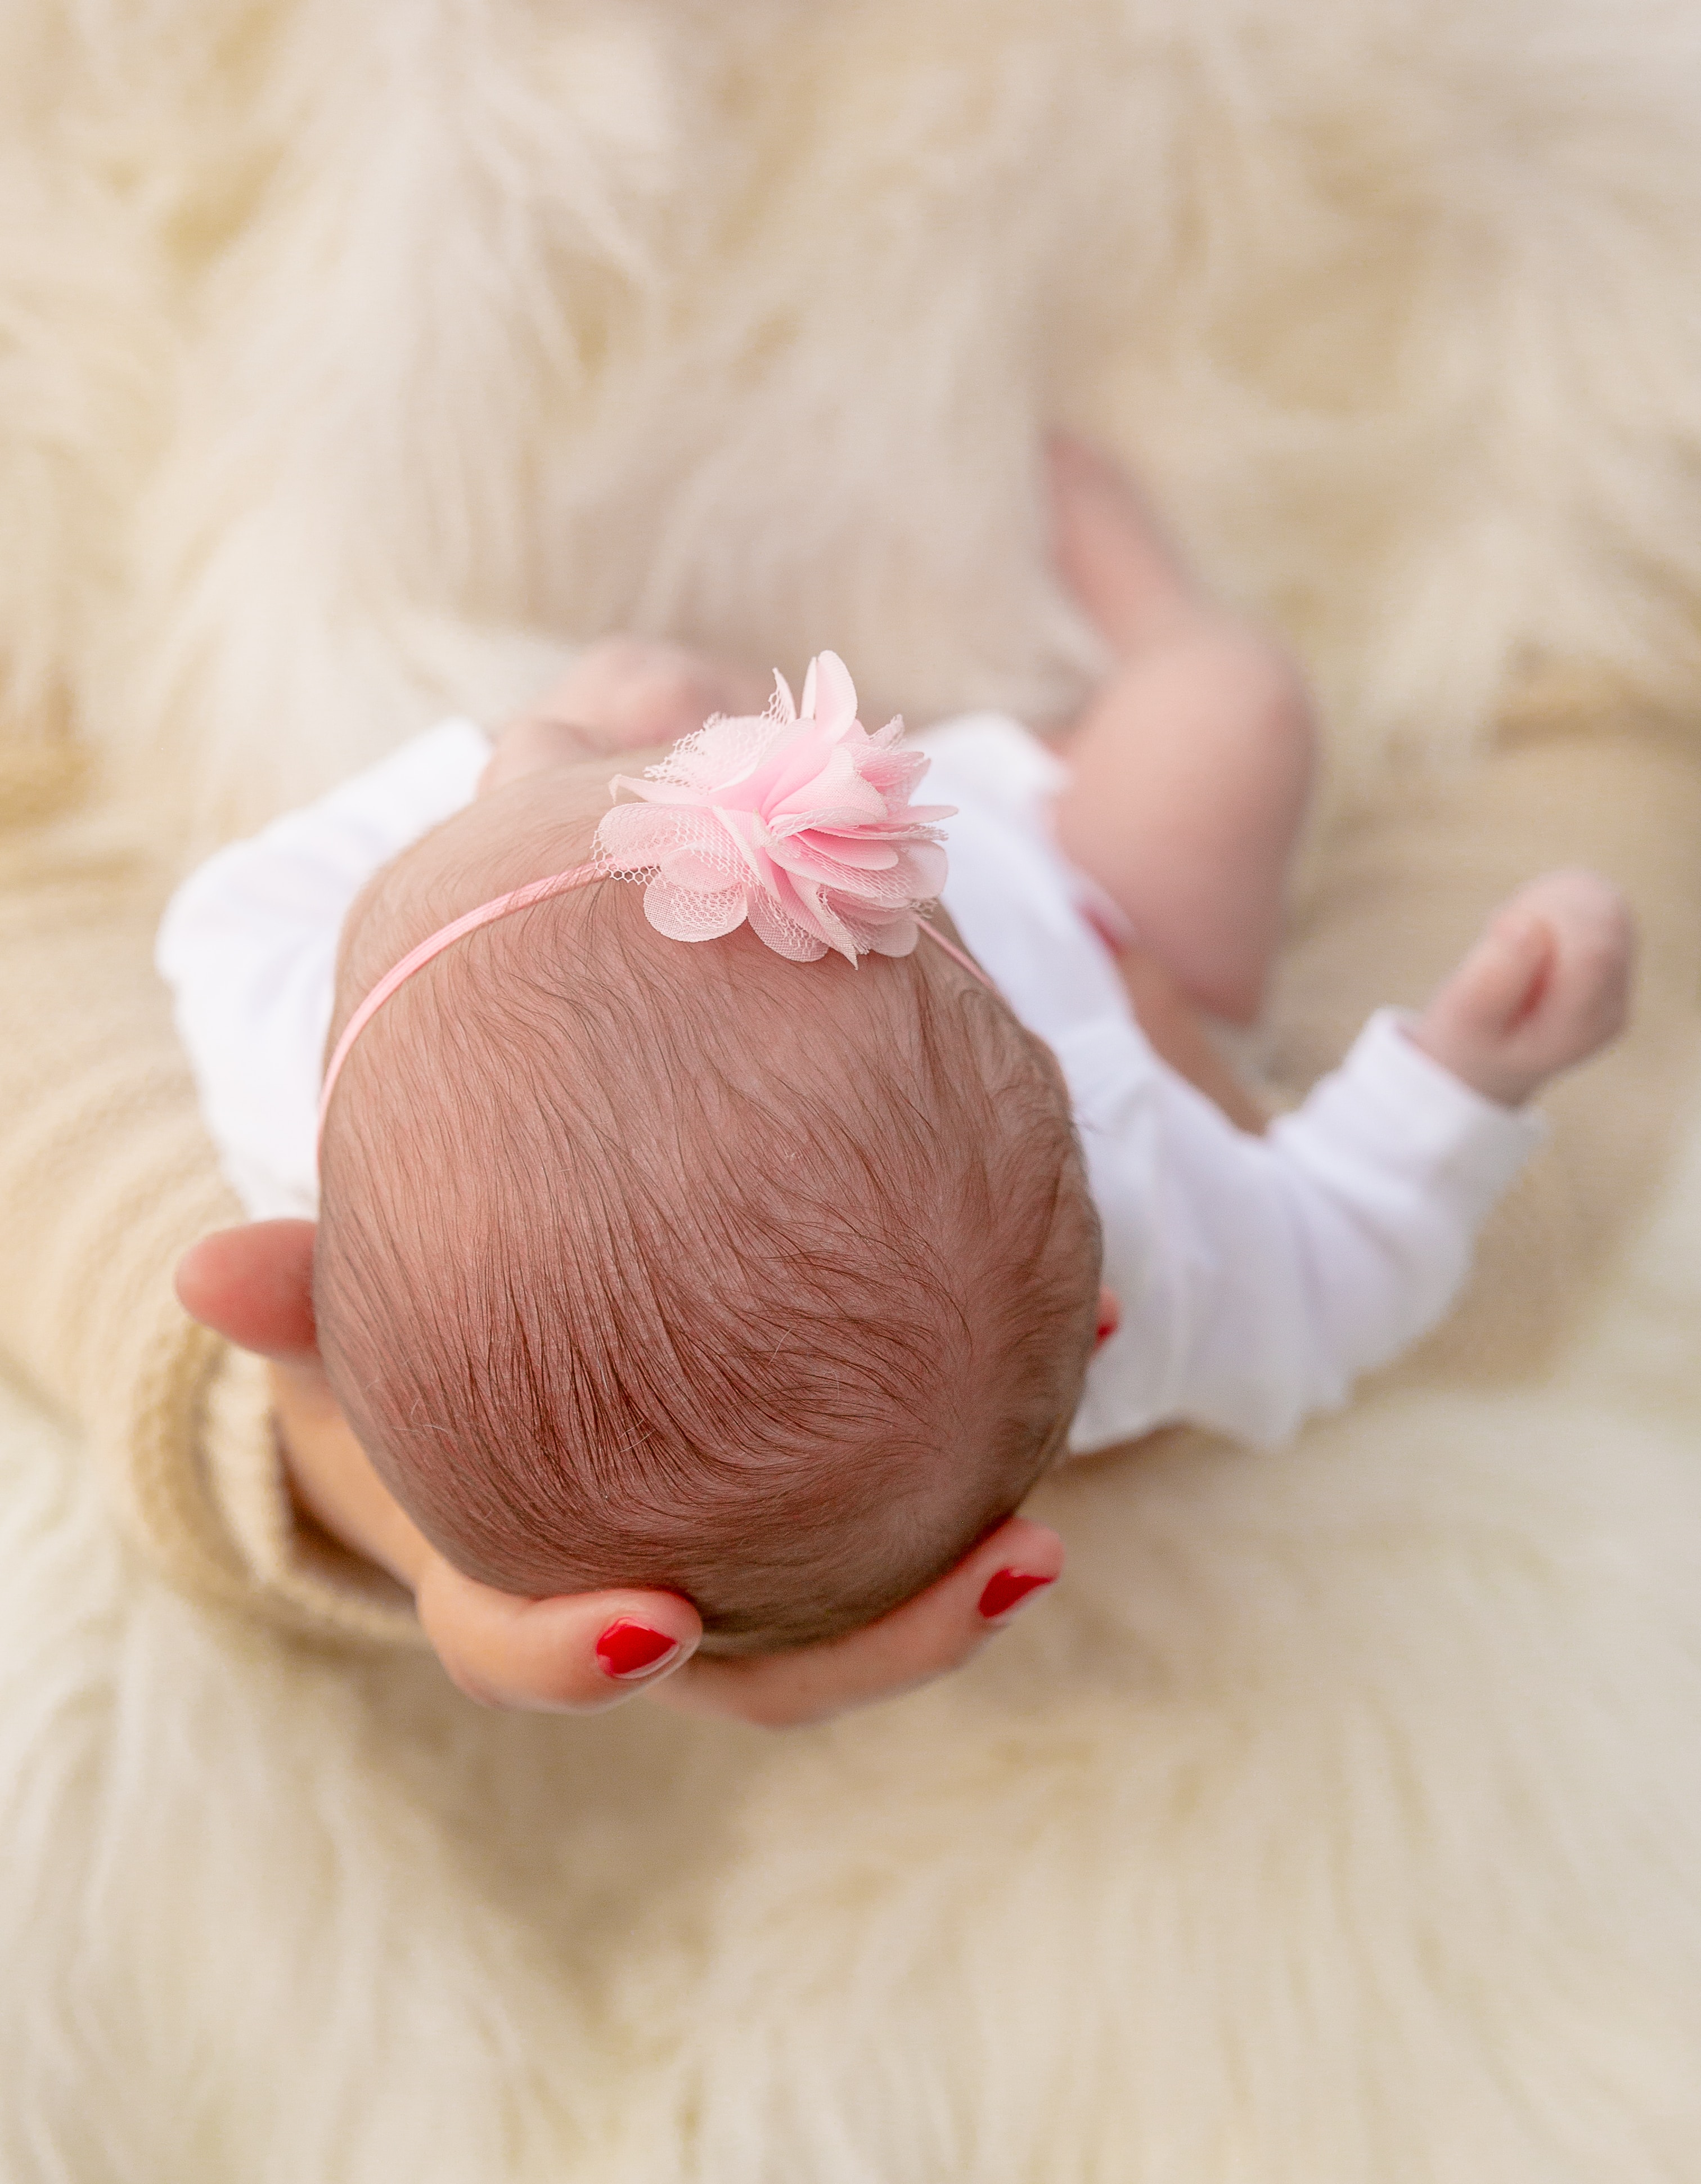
[157,715,1542,1457]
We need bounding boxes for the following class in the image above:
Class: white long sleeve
[155,718,491,1218]
[158,711,1544,1452]
[1054,1007,1539,1450]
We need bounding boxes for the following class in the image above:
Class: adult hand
[647,1514,1062,1727]
[176,1221,1064,1726]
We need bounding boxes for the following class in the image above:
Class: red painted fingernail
[978,1569,1057,1622]
[595,1620,682,1680]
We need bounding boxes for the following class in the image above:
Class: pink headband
[318,653,986,1136]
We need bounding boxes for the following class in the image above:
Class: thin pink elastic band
[317,862,989,1141]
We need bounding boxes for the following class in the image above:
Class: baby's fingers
[648,1515,1065,1729]
[1528,870,1635,1046]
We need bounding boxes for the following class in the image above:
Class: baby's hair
[316,869,1100,1652]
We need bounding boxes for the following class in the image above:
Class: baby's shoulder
[914,714,1151,1073]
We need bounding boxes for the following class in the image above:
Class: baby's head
[315,687,1100,1652]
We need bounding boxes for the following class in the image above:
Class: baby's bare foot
[1410,870,1634,1107]
[528,637,768,750]
[1048,434,1199,654]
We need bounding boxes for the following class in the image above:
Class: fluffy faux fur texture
[6,1,1701,2177]
[6,0,1701,847]
[4,1098,1700,2183]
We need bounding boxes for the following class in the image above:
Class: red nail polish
[978,1569,1056,1622]
[595,1619,682,1679]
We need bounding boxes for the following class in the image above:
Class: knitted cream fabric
[0,752,420,1646]
[6,5,1701,853]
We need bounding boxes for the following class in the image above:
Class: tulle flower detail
[593,651,955,964]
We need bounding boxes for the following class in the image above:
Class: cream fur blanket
[4,2,1701,2176]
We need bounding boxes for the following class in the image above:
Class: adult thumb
[175,1219,320,1363]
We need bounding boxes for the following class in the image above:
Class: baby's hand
[480,637,770,794]
[1411,869,1634,1107]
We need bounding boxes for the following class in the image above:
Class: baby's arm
[1115,869,1632,1138]
[1248,866,1631,1419]
[1072,874,1632,1453]
[156,721,493,1217]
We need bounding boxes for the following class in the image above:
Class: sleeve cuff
[1287,1006,1547,1215]
[200,1345,427,1647]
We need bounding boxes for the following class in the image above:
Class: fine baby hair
[313,658,1102,1651]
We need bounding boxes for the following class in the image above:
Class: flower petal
[745,883,831,961]
[596,654,957,965]
[806,650,859,739]
[643,878,749,943]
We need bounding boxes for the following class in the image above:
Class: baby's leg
[1047,440,1315,1025]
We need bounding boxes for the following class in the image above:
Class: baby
[159,448,1632,1655]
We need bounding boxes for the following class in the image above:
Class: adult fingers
[647,1514,1065,1729]
[413,1558,704,1714]
[174,1219,320,1361]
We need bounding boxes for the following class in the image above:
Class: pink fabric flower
[593,651,955,964]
